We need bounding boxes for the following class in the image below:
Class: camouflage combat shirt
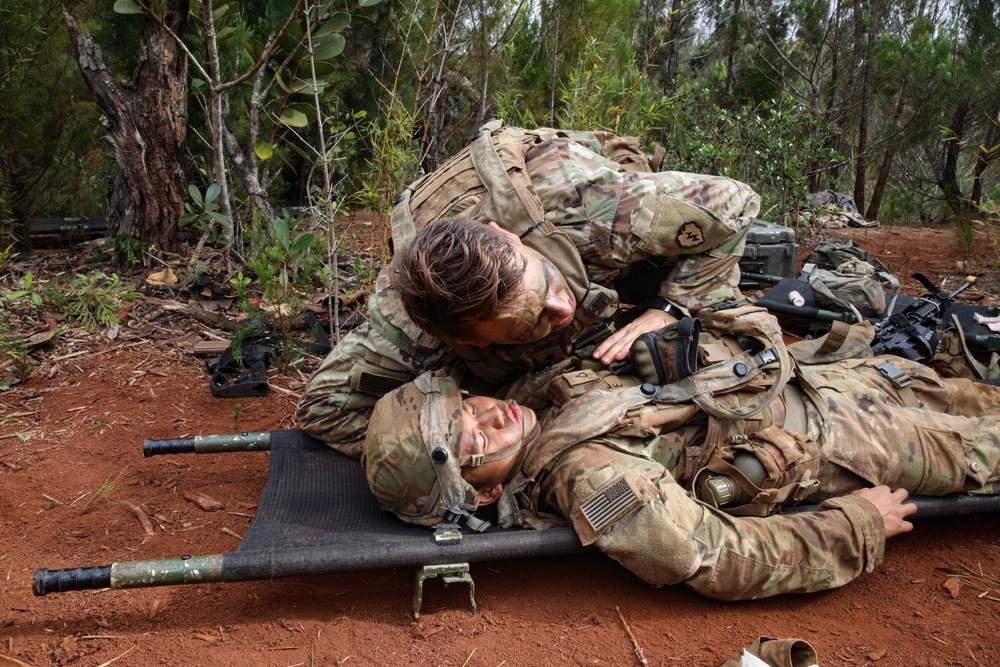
[298,132,762,456]
[506,357,1000,600]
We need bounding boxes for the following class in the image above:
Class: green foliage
[353,104,419,217]
[657,88,842,223]
[5,271,44,317]
[230,402,242,431]
[0,235,17,273]
[229,271,252,308]
[492,89,538,129]
[950,218,981,260]
[244,210,326,345]
[0,1,107,223]
[0,315,34,385]
[181,183,233,246]
[112,236,145,266]
[44,273,141,333]
[557,38,670,139]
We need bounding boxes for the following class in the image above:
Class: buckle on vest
[875,361,912,388]
[753,348,778,367]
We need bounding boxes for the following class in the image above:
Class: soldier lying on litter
[297,122,761,457]
[362,306,1000,601]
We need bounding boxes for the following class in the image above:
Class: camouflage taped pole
[33,555,225,596]
[740,272,787,286]
[143,431,272,456]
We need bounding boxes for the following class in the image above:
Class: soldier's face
[459,395,539,496]
[460,243,576,346]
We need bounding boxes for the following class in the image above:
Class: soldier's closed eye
[464,403,488,451]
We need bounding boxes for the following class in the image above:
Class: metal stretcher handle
[33,566,111,595]
[144,432,272,457]
[143,437,196,456]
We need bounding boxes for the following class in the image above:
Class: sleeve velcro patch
[580,475,642,535]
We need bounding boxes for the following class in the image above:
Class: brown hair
[392,218,527,339]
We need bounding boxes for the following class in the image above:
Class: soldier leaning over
[298,122,761,456]
[362,310,1000,601]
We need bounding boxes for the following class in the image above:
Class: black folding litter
[33,429,1000,603]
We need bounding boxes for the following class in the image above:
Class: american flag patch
[580,476,641,534]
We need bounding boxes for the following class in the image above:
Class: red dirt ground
[2,223,1000,667]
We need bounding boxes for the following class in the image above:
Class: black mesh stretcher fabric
[219,431,1000,584]
[219,430,588,582]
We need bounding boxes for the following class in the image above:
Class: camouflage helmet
[362,372,482,529]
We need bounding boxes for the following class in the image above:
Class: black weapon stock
[870,273,975,362]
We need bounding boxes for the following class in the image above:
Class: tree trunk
[851,0,868,215]
[866,87,906,221]
[549,3,560,125]
[664,0,683,93]
[941,101,970,217]
[64,5,188,257]
[722,0,742,108]
[970,114,999,207]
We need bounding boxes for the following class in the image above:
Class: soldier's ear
[477,483,503,506]
[487,221,522,245]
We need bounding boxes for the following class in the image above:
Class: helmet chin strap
[459,441,523,468]
[458,406,540,468]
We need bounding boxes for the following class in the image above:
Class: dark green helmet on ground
[362,372,482,529]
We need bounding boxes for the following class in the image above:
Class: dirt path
[2,224,1000,667]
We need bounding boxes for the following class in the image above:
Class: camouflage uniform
[299,126,761,456]
[363,357,1000,601]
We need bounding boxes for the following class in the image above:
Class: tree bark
[664,0,684,93]
[970,113,999,207]
[866,87,906,220]
[64,5,188,257]
[851,0,868,215]
[722,0,742,108]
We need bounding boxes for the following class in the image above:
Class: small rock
[943,577,962,598]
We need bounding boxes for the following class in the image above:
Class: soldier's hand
[852,486,916,538]
[593,308,678,365]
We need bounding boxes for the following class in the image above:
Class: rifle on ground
[870,273,975,362]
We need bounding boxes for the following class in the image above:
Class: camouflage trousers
[799,356,1000,498]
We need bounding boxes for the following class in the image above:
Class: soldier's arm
[296,269,452,458]
[625,172,761,312]
[546,445,886,600]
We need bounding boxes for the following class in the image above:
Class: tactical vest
[496,306,828,527]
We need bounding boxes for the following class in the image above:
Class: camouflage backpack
[803,258,900,320]
[803,237,891,275]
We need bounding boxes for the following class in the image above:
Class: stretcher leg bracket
[413,563,476,620]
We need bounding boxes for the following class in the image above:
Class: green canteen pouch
[629,317,701,386]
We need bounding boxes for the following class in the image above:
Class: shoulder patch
[580,475,642,534]
[676,221,705,248]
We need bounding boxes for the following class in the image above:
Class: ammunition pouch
[629,317,701,385]
[692,428,820,517]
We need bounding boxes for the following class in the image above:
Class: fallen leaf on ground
[146,268,178,285]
